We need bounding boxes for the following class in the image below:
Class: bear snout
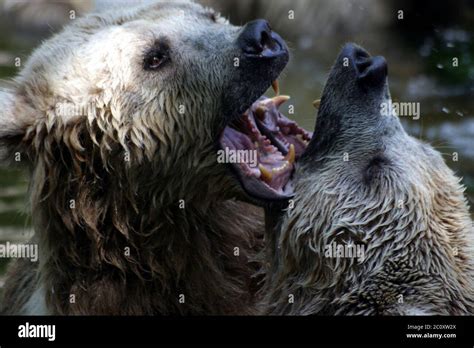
[339,43,388,87]
[237,19,288,59]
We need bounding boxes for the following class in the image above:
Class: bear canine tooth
[256,105,267,120]
[284,143,295,164]
[271,95,290,108]
[312,99,321,109]
[258,164,273,183]
[272,80,279,95]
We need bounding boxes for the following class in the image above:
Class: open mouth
[219,83,312,201]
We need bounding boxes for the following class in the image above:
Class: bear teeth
[256,106,267,120]
[258,164,273,183]
[271,80,279,95]
[284,144,295,164]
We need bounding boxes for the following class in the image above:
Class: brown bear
[261,43,474,315]
[0,0,309,315]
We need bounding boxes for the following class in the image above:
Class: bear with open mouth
[261,43,474,315]
[0,0,310,315]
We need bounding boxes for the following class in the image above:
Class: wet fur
[1,110,264,315]
[0,0,265,315]
[261,44,474,315]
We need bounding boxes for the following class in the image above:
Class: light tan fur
[0,0,264,315]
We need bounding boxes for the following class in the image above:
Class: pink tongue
[222,127,255,150]
[220,96,313,193]
[251,98,312,158]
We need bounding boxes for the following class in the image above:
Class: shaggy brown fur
[261,44,474,315]
[1,98,264,315]
[0,0,270,315]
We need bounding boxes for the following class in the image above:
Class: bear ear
[0,88,29,165]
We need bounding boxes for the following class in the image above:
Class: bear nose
[342,43,388,86]
[237,19,287,58]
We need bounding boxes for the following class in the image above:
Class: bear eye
[145,54,165,70]
[143,41,170,71]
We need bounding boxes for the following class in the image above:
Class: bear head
[0,0,301,206]
[265,43,474,315]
